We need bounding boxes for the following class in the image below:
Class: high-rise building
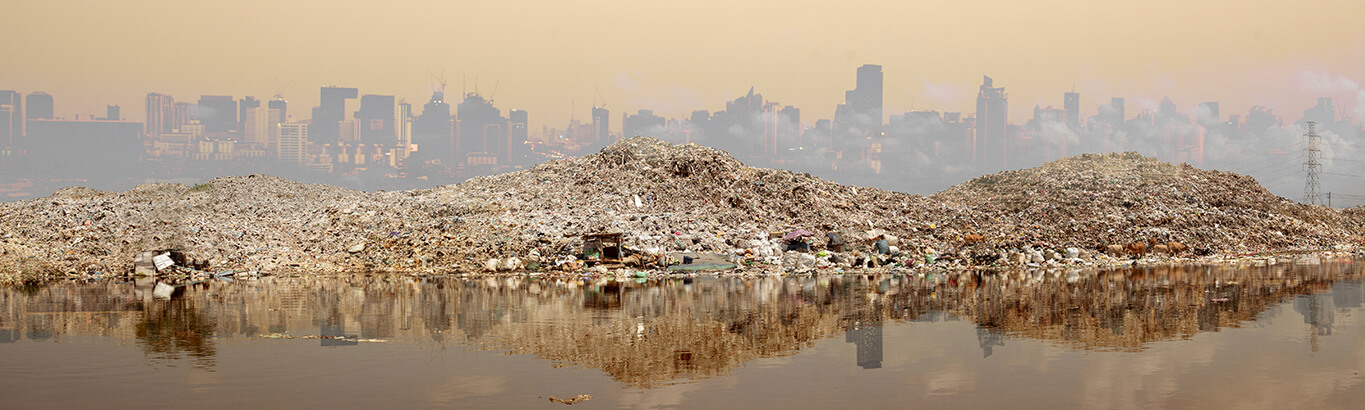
[243,106,268,146]
[1064,91,1080,129]
[836,64,883,141]
[104,105,120,121]
[456,93,506,165]
[0,90,20,147]
[25,92,53,121]
[316,86,358,143]
[1302,97,1335,125]
[196,95,237,133]
[1198,101,1221,129]
[238,97,260,131]
[413,91,452,165]
[622,109,665,139]
[145,93,174,138]
[397,100,412,159]
[591,106,610,143]
[172,102,193,132]
[975,76,1008,167]
[355,94,396,144]
[266,97,287,151]
[278,122,309,166]
[509,109,528,146]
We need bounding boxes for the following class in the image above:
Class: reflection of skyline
[0,263,1360,384]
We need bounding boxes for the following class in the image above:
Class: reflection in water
[0,261,1361,386]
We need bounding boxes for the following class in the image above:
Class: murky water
[3,260,1364,409]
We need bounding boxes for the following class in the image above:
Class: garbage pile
[2,138,1362,282]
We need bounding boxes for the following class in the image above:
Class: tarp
[782,229,815,242]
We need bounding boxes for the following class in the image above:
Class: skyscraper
[145,93,174,138]
[835,64,884,145]
[0,91,21,146]
[266,97,287,151]
[1063,91,1080,129]
[196,95,237,133]
[455,93,506,164]
[355,94,396,144]
[316,86,358,143]
[412,91,452,165]
[278,122,309,166]
[509,109,528,146]
[104,105,120,121]
[975,76,1008,167]
[238,96,260,131]
[397,100,412,159]
[591,106,610,143]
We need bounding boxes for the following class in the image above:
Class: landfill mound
[931,152,1355,252]
[2,138,1363,280]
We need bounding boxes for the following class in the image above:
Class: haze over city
[3,0,1365,205]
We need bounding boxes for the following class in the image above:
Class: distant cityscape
[2,65,1363,203]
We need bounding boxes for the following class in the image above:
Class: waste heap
[930,152,1358,254]
[2,138,1363,280]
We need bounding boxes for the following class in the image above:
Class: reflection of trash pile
[1,138,1363,281]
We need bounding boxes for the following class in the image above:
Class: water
[3,261,1364,409]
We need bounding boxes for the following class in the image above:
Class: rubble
[1,138,1363,283]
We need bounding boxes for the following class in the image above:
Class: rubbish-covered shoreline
[3,137,1364,285]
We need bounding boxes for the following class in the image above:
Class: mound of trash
[2,138,1362,281]
[931,152,1356,253]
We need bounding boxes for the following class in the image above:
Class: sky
[4,0,1365,132]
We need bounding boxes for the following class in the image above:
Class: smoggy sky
[4,0,1364,131]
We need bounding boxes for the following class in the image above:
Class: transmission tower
[1303,121,1322,204]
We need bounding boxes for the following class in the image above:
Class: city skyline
[3,0,1363,132]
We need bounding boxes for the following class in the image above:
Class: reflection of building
[845,324,883,369]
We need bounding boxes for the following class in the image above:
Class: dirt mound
[931,152,1354,252]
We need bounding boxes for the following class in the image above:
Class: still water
[2,261,1364,409]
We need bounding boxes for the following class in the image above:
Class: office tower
[355,94,396,144]
[413,91,452,164]
[104,105,120,121]
[0,90,19,147]
[397,100,412,158]
[266,97,287,151]
[172,102,193,132]
[316,86,358,143]
[243,105,268,146]
[238,96,260,131]
[975,76,1008,167]
[1064,91,1080,128]
[456,93,506,164]
[145,93,174,138]
[278,122,309,166]
[196,95,237,133]
[509,109,528,146]
[839,64,883,138]
[591,106,610,143]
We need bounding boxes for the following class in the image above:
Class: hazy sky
[5,0,1365,130]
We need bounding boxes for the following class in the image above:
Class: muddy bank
[3,137,1364,284]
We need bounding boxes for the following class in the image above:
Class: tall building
[355,94,396,144]
[238,97,260,131]
[145,93,174,138]
[412,91,452,165]
[0,90,20,147]
[1063,91,1080,129]
[242,105,268,146]
[315,86,358,143]
[196,95,237,133]
[266,97,287,151]
[591,106,610,143]
[1302,97,1335,125]
[455,93,506,165]
[172,102,193,132]
[397,100,412,159]
[278,122,309,166]
[509,109,528,147]
[837,64,883,140]
[975,76,1008,167]
[104,105,120,121]
[1198,101,1221,129]
[622,109,664,139]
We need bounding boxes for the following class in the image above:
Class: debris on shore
[2,137,1362,283]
